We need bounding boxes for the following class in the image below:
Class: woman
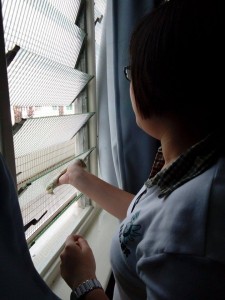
[59,0,225,299]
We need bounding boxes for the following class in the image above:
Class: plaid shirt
[145,134,219,199]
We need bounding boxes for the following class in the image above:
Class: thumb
[58,172,69,185]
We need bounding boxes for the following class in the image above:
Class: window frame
[0,0,101,283]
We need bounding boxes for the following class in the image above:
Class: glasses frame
[124,65,131,81]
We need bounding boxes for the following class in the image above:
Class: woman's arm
[58,160,134,220]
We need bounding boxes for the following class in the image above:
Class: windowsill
[30,201,119,299]
[30,201,94,277]
[49,209,118,299]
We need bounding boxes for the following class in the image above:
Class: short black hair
[129,0,225,125]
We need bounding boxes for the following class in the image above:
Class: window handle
[6,44,20,66]
[24,210,48,232]
[18,182,31,196]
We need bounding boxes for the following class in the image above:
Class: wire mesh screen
[1,0,95,244]
[2,0,84,67]
[7,48,93,107]
[20,149,93,242]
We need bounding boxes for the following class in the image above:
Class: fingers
[77,236,90,250]
[58,172,69,185]
[60,234,89,258]
[63,234,88,250]
[60,234,82,259]
[63,234,81,246]
[47,158,87,192]
[58,159,86,186]
[66,234,82,243]
[46,168,67,193]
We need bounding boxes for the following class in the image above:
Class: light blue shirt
[110,156,225,299]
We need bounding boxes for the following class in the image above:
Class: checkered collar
[145,134,219,198]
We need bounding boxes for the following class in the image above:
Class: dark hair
[129,0,225,125]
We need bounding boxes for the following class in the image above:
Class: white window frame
[0,0,102,285]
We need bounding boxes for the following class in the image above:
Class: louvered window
[1,0,104,248]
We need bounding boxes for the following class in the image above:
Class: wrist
[70,278,103,300]
[73,168,91,192]
[71,274,96,291]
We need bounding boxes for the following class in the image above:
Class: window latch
[24,210,48,232]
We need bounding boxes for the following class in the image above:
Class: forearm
[72,170,134,220]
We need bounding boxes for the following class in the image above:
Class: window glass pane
[16,138,77,185]
[1,0,95,244]
[2,0,85,67]
[7,48,92,107]
[21,149,93,243]
[48,0,82,23]
[14,113,94,156]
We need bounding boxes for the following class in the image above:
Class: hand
[60,234,96,290]
[58,159,86,187]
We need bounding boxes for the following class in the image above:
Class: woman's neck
[159,117,209,167]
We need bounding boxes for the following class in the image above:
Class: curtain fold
[98,0,160,194]
[0,155,60,299]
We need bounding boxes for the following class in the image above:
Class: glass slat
[7,48,93,107]
[48,0,82,23]
[16,138,76,185]
[1,0,85,67]
[13,113,94,157]
[19,150,92,241]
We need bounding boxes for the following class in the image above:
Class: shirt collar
[145,134,219,198]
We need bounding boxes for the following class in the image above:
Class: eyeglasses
[124,66,131,81]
